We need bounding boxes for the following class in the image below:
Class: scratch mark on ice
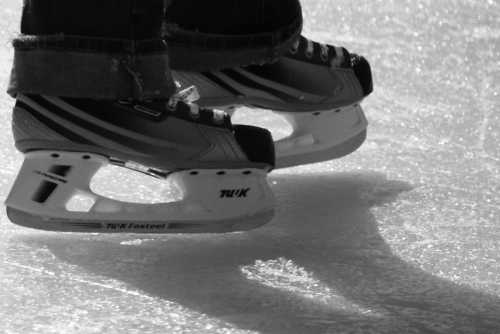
[3,260,154,300]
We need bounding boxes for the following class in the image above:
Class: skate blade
[273,104,368,168]
[5,151,275,233]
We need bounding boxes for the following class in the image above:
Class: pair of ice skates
[5,36,372,233]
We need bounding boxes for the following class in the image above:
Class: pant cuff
[8,35,176,100]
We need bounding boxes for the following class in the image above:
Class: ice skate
[5,89,276,233]
[173,36,373,168]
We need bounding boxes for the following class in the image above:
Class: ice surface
[1,1,500,333]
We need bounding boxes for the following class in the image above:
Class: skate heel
[6,151,275,233]
[273,104,368,168]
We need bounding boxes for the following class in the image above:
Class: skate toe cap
[351,54,373,96]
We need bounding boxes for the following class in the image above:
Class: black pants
[10,0,302,99]
[21,0,302,38]
[21,0,168,40]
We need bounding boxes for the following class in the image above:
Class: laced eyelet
[167,99,178,111]
[320,52,329,62]
[188,104,200,119]
[289,38,300,55]
[330,57,343,68]
[305,50,313,59]
[212,109,226,125]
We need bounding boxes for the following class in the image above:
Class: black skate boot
[174,36,373,168]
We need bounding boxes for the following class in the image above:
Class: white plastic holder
[5,151,275,233]
[273,104,368,167]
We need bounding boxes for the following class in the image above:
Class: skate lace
[289,36,346,67]
[167,85,227,125]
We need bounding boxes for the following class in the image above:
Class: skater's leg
[10,0,174,100]
[164,0,303,70]
[11,0,304,96]
[20,0,168,39]
[166,0,301,35]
